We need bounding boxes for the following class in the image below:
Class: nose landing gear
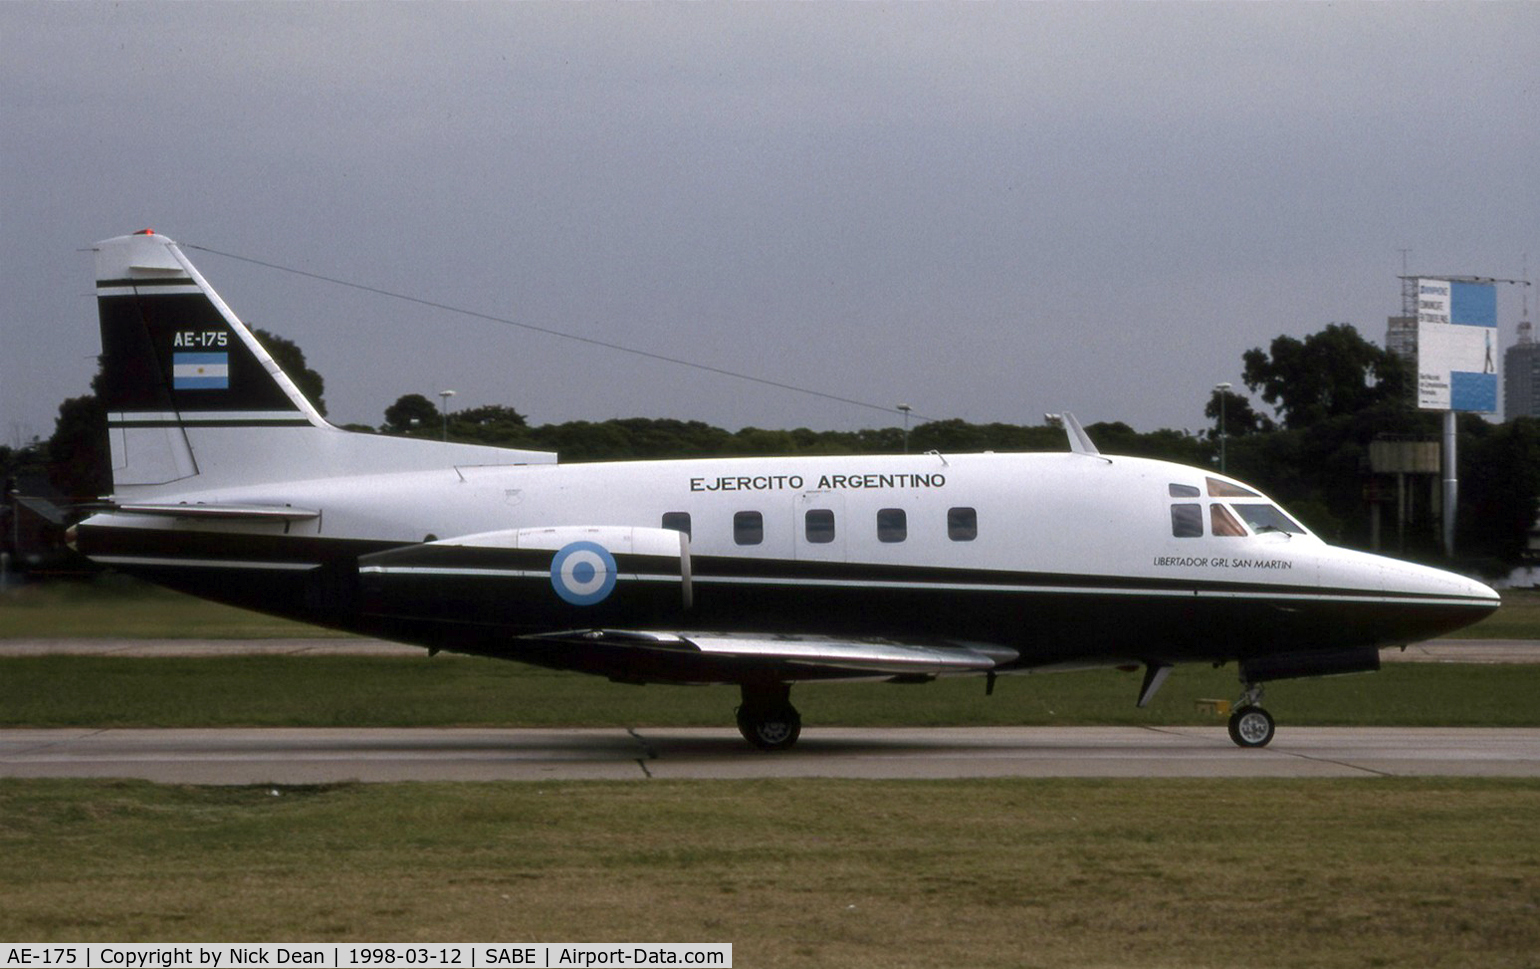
[1227,681,1276,748]
[1228,705,1276,747]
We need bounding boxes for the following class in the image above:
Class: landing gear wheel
[735,682,802,751]
[736,704,801,751]
[1228,705,1276,748]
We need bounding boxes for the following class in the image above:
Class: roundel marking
[550,541,618,606]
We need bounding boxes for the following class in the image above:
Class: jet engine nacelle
[358,525,693,634]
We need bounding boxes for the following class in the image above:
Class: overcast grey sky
[3,3,1537,446]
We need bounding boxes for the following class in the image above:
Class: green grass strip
[3,776,1538,967]
[5,654,1540,727]
[0,580,353,639]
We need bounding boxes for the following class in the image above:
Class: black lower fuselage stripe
[77,525,1494,610]
[76,524,1494,668]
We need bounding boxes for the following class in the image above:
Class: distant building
[1505,320,1540,421]
[2,470,78,578]
[1385,315,1418,364]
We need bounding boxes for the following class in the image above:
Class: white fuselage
[93,444,1486,600]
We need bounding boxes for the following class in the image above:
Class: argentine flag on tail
[173,352,229,390]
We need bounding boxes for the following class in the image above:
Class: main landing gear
[735,682,801,751]
[1227,681,1276,748]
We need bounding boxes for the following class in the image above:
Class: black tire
[735,704,802,751]
[1228,705,1276,748]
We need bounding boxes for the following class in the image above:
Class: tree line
[6,322,1538,575]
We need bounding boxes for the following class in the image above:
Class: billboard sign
[1416,278,1497,412]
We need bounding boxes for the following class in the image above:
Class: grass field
[0,578,354,639]
[3,777,1538,968]
[4,654,1540,729]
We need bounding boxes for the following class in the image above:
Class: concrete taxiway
[4,726,1540,784]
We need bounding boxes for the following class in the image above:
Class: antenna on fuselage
[1046,412,1102,457]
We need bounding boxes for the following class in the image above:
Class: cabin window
[877,508,907,543]
[1169,483,1201,498]
[1211,503,1246,537]
[1234,503,1304,535]
[1207,477,1260,498]
[733,511,764,546]
[661,512,692,538]
[805,509,836,544]
[1171,503,1203,538]
[948,507,977,542]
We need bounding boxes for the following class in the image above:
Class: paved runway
[4,726,1540,784]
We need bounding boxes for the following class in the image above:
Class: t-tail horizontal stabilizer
[113,502,321,522]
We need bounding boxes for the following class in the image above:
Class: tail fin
[93,230,551,499]
[95,231,324,418]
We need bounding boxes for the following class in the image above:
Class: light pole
[438,390,456,442]
[897,403,912,454]
[1214,382,1232,474]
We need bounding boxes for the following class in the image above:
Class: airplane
[69,229,1501,750]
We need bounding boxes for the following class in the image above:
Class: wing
[516,629,1019,679]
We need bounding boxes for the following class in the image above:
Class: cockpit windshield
[1169,481,1312,538]
[1232,503,1305,536]
[1206,477,1259,498]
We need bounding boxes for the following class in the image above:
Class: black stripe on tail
[96,279,306,416]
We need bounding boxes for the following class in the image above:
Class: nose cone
[1383,556,1499,609]
[1407,565,1501,641]
[1323,547,1500,643]
[1452,573,1501,609]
